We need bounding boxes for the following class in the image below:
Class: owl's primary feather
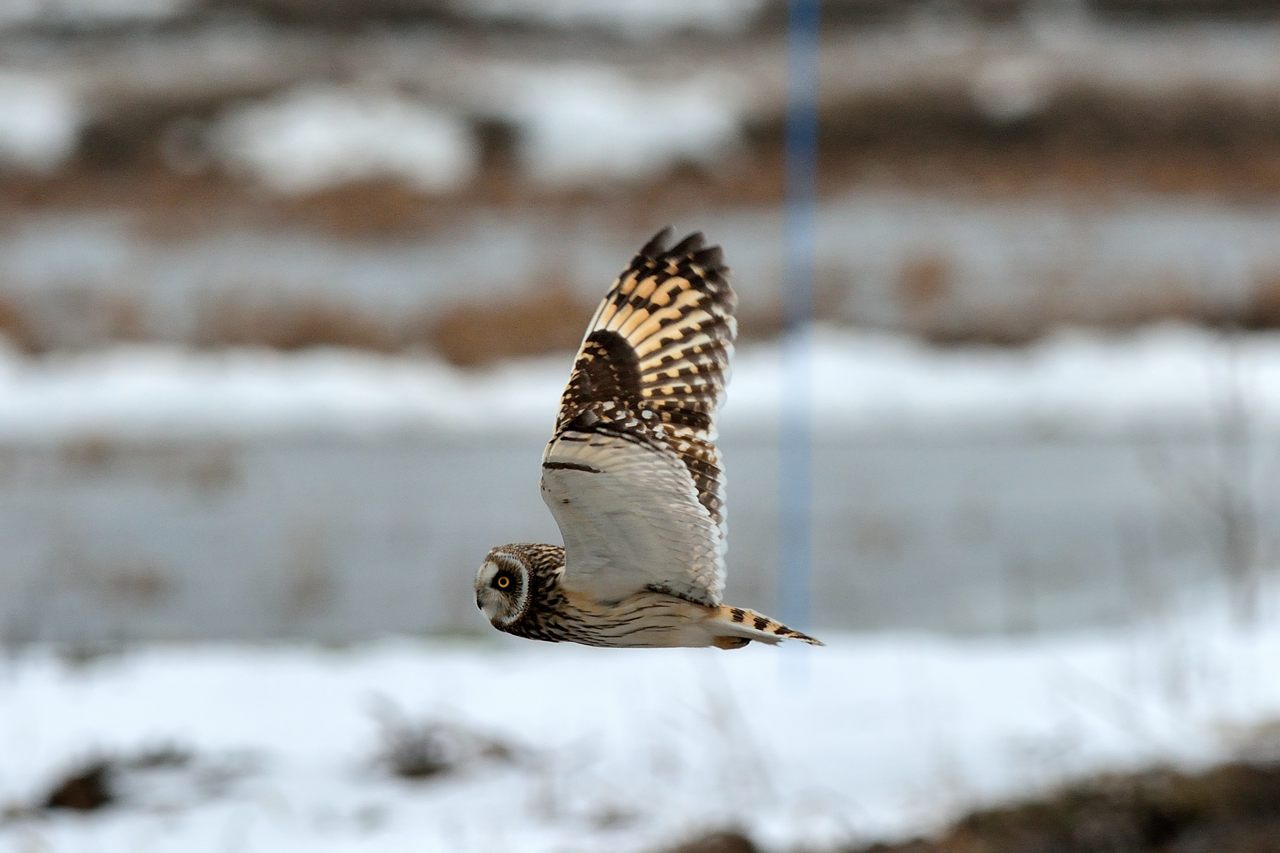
[475,228,822,649]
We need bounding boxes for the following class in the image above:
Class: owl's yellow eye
[496,575,511,589]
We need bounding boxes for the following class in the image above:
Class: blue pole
[779,0,820,657]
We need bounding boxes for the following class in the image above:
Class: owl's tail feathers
[709,604,824,649]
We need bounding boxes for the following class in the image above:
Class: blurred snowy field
[3,4,1279,849]
[2,324,1279,643]
[0,1,754,183]
[1,597,1277,853]
[3,324,1280,441]
[8,194,1280,354]
[7,3,1280,193]
[0,0,764,35]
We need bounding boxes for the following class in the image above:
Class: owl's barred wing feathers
[541,228,737,607]
[555,227,736,442]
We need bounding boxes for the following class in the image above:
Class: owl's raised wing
[540,228,736,607]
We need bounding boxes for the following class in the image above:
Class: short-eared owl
[475,228,822,649]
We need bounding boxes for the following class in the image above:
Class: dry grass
[6,67,1280,356]
[191,285,598,364]
[195,295,401,352]
[0,270,1272,364]
[659,832,759,853]
[369,700,519,783]
[842,763,1280,853]
[9,74,1280,235]
[647,762,1280,853]
[422,283,598,367]
[12,746,195,816]
[40,760,115,812]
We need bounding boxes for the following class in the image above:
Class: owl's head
[475,546,532,628]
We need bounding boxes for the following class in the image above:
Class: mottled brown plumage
[475,228,822,649]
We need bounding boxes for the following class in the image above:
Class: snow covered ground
[203,69,744,192]
[454,0,767,39]
[212,87,477,195]
[0,72,81,173]
[2,324,1280,442]
[0,0,192,32]
[1,599,1277,853]
[8,193,1280,353]
[2,325,1279,642]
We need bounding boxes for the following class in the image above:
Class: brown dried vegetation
[651,762,1280,853]
[424,284,597,367]
[844,763,1280,853]
[196,295,401,352]
[370,702,519,782]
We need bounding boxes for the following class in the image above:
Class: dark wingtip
[669,231,706,256]
[638,227,728,279]
[639,226,675,257]
[692,245,724,267]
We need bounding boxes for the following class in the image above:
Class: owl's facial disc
[474,553,528,628]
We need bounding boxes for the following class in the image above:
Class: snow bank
[481,65,745,184]
[1,325,1279,442]
[0,0,190,31]
[0,73,82,173]
[2,601,1277,852]
[455,0,767,39]
[211,87,477,195]
[732,324,1280,436]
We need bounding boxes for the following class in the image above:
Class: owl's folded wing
[540,228,736,607]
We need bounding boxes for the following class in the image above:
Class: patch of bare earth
[852,764,1280,853]
[652,763,1280,853]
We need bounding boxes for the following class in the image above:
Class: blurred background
[2,1,1280,852]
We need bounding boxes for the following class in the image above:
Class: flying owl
[475,228,822,649]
